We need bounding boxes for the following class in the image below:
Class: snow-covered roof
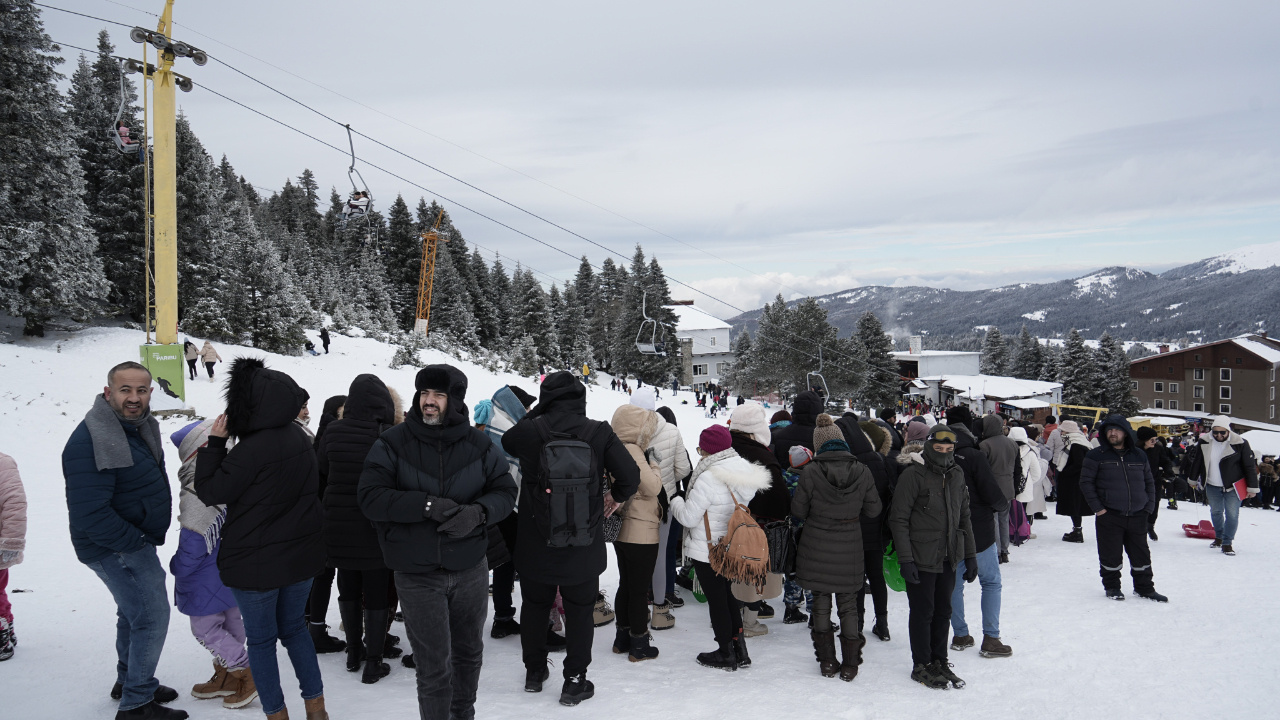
[917,374,1062,400]
[1242,430,1280,457]
[1002,398,1051,410]
[1138,408,1280,433]
[1231,335,1280,364]
[890,350,981,359]
[666,304,731,332]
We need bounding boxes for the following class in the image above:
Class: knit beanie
[788,445,814,469]
[630,390,657,412]
[1211,416,1232,432]
[1135,425,1158,443]
[1059,420,1081,435]
[699,424,733,455]
[905,420,931,443]
[945,406,973,426]
[812,414,844,448]
[729,402,771,447]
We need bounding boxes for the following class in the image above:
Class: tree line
[980,325,1140,416]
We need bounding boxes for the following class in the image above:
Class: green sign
[140,343,187,408]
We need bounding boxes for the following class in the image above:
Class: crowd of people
[6,360,1261,719]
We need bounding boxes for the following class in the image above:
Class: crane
[414,212,449,336]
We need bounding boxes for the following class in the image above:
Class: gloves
[424,496,460,523]
[900,561,920,585]
[964,557,979,583]
[438,504,486,538]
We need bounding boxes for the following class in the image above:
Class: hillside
[729,240,1280,345]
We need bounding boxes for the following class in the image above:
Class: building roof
[1137,407,1280,433]
[890,350,982,359]
[1002,398,1052,410]
[666,304,731,332]
[917,374,1062,400]
[1127,333,1280,366]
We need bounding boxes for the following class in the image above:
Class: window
[1154,399,1164,409]
[1220,386,1231,400]
[1169,400,1179,410]
[692,364,708,377]
[1194,368,1204,380]
[1154,382,1164,392]
[1271,367,1276,382]
[1194,385,1204,398]
[1272,405,1276,420]
[1169,383,1179,393]
[710,336,716,347]
[1194,403,1205,412]
[1141,365,1149,373]
[1236,357,1243,364]
[1195,354,1202,361]
[1221,368,1232,381]
[1220,404,1231,414]
[1130,381,1139,390]
[716,362,729,375]
[1272,387,1276,401]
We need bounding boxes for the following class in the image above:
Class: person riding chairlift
[115,121,145,163]
[344,190,370,219]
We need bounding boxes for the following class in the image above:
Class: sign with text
[140,343,186,409]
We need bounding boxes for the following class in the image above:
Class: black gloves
[438,504,485,538]
[964,557,979,583]
[424,496,459,523]
[900,561,920,585]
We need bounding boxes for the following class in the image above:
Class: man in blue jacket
[1080,414,1167,603]
[63,362,187,720]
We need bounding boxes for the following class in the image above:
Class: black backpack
[1013,448,1026,496]
[529,417,608,548]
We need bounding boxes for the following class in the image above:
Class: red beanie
[699,424,733,455]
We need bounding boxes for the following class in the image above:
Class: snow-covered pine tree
[1059,329,1102,407]
[469,249,500,349]
[1012,325,1044,380]
[720,329,755,393]
[548,283,567,363]
[785,297,840,397]
[350,248,399,336]
[592,257,625,371]
[220,203,308,354]
[1097,332,1141,416]
[749,295,793,394]
[558,283,595,375]
[388,330,427,369]
[980,326,1010,375]
[382,194,419,328]
[516,268,560,369]
[573,256,598,328]
[489,256,514,343]
[1,9,109,335]
[856,311,900,411]
[425,240,478,349]
[1039,342,1062,383]
[174,112,234,318]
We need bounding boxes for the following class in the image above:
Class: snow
[1074,272,1116,293]
[1020,310,1046,322]
[1204,239,1280,275]
[920,374,1061,400]
[1231,335,1280,364]
[1166,303,1183,310]
[665,304,731,332]
[1242,430,1280,457]
[5,327,1280,719]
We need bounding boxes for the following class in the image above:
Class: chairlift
[107,58,146,161]
[807,346,830,402]
[340,124,374,225]
[635,293,668,356]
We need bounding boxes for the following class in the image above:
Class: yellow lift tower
[414,212,448,336]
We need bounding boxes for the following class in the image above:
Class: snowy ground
[3,327,1279,718]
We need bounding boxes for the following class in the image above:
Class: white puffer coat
[649,416,692,497]
[670,448,772,563]
[1012,432,1046,513]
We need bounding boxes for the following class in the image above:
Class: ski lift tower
[414,213,449,336]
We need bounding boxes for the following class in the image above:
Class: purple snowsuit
[171,527,248,670]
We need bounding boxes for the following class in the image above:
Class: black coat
[948,423,1008,553]
[1054,443,1093,518]
[770,391,823,468]
[836,413,894,544]
[501,372,640,586]
[731,431,790,522]
[195,359,324,592]
[792,450,882,593]
[319,374,395,571]
[1081,417,1156,517]
[1187,434,1260,491]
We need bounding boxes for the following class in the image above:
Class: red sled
[1182,520,1215,539]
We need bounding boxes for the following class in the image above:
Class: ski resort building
[908,374,1063,422]
[891,349,982,378]
[1130,333,1280,424]
[667,302,734,390]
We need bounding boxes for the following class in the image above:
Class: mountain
[728,240,1280,347]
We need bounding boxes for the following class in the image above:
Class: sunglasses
[1211,430,1229,437]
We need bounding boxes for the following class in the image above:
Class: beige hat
[729,402,771,447]
[813,413,845,449]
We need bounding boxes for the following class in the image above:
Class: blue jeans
[951,543,1001,639]
[230,579,323,716]
[86,545,171,711]
[1206,485,1242,544]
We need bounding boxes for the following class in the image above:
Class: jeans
[951,543,1001,639]
[614,542,659,632]
[0,568,11,623]
[397,560,488,720]
[521,575,597,679]
[904,564,955,667]
[85,545,171,711]
[1206,485,1242,545]
[1095,511,1154,593]
[691,560,742,645]
[230,579,323,716]
[190,609,249,670]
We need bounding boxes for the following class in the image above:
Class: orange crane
[414,212,448,336]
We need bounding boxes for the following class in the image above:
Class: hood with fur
[859,420,892,456]
[224,357,309,438]
[899,440,926,466]
[690,448,774,496]
[343,374,396,425]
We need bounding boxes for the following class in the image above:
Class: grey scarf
[84,394,163,471]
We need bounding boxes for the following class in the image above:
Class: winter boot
[1136,589,1169,603]
[1222,544,1236,556]
[265,709,288,720]
[114,702,191,720]
[304,694,329,720]
[524,665,550,693]
[979,635,1013,658]
[338,601,363,672]
[950,634,975,651]
[593,594,616,626]
[628,631,660,662]
[651,602,676,631]
[1167,500,1177,510]
[1210,538,1223,548]
[612,625,631,655]
[741,607,768,637]
[838,634,863,682]
[490,616,520,639]
[696,639,738,671]
[754,601,776,619]
[811,630,839,678]
[222,668,258,709]
[1062,527,1084,543]
[783,605,808,625]
[0,618,13,661]
[308,622,346,654]
[932,660,965,689]
[910,662,948,690]
[1106,588,1125,601]
[871,613,891,642]
[401,654,415,668]
[733,634,751,668]
[362,609,392,684]
[664,591,685,609]
[111,685,178,704]
[559,673,595,706]
[190,661,233,699]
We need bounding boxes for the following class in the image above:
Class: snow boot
[490,616,520,639]
[696,640,738,672]
[1062,528,1084,543]
[811,630,839,678]
[222,668,258,709]
[628,631,660,662]
[114,702,190,720]
[1209,538,1222,548]
[1167,500,1177,510]
[304,694,329,720]
[524,665,550,693]
[401,654,415,668]
[559,673,595,706]
[265,709,288,720]
[338,601,363,672]
[1222,544,1236,556]
[911,663,948,690]
[784,605,808,625]
[651,602,675,631]
[308,622,346,654]
[733,634,751,668]
[979,635,1013,658]
[1136,589,1169,603]
[871,613,891,642]
[838,634,863,682]
[190,661,232,699]
[112,684,178,704]
[361,609,392,684]
[932,660,965,689]
[741,607,768,637]
[753,601,775,619]
[593,595,616,626]
[950,634,975,651]
[1106,588,1126,601]
[664,591,685,609]
[612,625,631,654]
[0,618,13,661]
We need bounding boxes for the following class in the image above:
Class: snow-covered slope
[3,328,1278,718]
[1199,239,1280,275]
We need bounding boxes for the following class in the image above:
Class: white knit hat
[630,390,656,412]
[1211,416,1233,432]
[729,402,771,447]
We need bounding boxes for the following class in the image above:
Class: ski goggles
[927,429,957,444]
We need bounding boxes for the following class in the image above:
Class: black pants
[691,560,743,645]
[812,592,859,639]
[613,542,659,633]
[204,361,216,378]
[861,527,888,617]
[186,358,197,380]
[491,562,516,619]
[396,562,488,720]
[904,563,955,666]
[322,341,329,354]
[336,567,391,610]
[1095,511,1154,593]
[305,567,336,624]
[521,576,597,678]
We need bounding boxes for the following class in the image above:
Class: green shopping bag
[690,566,707,603]
[883,541,906,593]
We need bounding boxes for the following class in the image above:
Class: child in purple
[169,420,257,708]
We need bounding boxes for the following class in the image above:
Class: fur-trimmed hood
[899,440,925,466]
[860,420,892,456]
[689,448,773,497]
[343,374,396,426]
[224,357,309,438]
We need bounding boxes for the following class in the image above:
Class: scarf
[174,419,227,554]
[1055,431,1092,471]
[84,394,163,471]
[688,448,738,497]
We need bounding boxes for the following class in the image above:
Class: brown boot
[191,660,232,698]
[979,635,1013,658]
[838,634,863,682]
[810,630,839,678]
[222,667,258,709]
[304,694,329,720]
[266,709,290,720]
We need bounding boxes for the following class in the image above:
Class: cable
[33,2,132,28]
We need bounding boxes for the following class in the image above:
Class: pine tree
[1097,333,1140,416]
[980,326,1010,375]
[592,257,625,371]
[1,9,109,335]
[489,257,514,342]
[174,113,233,318]
[1059,329,1102,407]
[1012,325,1044,380]
[749,295,793,393]
[721,329,756,393]
[383,195,419,328]
[785,297,840,397]
[517,269,560,368]
[425,242,478,348]
[220,204,309,354]
[1039,342,1062,383]
[469,249,500,349]
[856,311,900,412]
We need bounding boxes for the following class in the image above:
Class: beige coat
[610,405,664,545]
[0,452,27,569]
[198,341,222,364]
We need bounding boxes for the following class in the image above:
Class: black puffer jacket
[947,423,1008,553]
[358,365,518,574]
[195,358,324,591]
[731,431,790,522]
[502,371,640,585]
[1080,415,1156,516]
[888,449,976,574]
[836,413,894,543]
[792,449,882,593]
[319,375,394,571]
[770,391,822,468]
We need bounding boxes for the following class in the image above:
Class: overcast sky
[42,0,1280,318]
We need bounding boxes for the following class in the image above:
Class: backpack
[703,488,771,592]
[1013,449,1026,496]
[529,417,608,548]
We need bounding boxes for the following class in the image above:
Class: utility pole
[414,213,449,336]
